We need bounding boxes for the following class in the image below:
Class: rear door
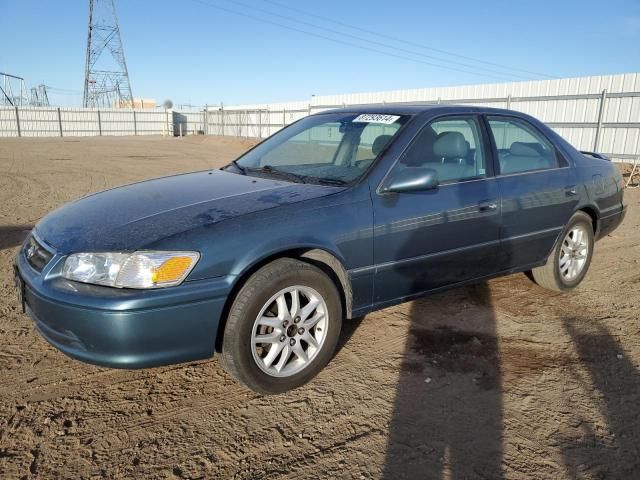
[370,115,501,306]
[484,115,578,269]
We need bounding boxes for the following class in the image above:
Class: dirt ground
[0,136,638,479]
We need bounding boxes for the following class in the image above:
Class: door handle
[565,185,578,196]
[478,201,498,212]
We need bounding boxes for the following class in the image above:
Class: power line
[47,91,83,97]
[225,0,535,81]
[188,0,520,81]
[262,0,555,79]
[45,85,84,94]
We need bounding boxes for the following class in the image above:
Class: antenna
[83,0,133,108]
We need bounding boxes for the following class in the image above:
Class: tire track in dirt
[0,176,26,204]
[18,309,403,451]
[28,324,402,465]
[72,342,395,449]
[2,173,54,221]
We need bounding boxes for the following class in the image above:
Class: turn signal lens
[151,256,195,284]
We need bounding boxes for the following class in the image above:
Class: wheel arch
[544,206,599,262]
[577,205,599,237]
[214,247,353,352]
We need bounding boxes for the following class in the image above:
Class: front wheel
[220,258,342,394]
[529,211,594,292]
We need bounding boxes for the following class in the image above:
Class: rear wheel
[220,258,342,394]
[529,211,594,292]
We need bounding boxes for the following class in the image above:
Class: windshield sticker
[353,114,400,124]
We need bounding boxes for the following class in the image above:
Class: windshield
[228,112,410,184]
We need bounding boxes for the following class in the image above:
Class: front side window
[486,116,560,175]
[231,113,409,184]
[393,116,487,183]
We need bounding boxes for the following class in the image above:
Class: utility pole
[83,0,133,108]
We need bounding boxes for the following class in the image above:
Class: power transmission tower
[0,72,27,106]
[83,0,133,108]
[29,85,50,107]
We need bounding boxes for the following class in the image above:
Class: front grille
[24,234,54,272]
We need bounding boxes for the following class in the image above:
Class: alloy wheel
[559,225,589,281]
[251,286,328,377]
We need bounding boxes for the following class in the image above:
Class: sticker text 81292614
[352,114,400,124]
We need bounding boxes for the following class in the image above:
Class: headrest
[372,135,393,156]
[433,132,469,158]
[510,142,540,157]
[402,126,437,166]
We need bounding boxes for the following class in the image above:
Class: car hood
[36,170,341,253]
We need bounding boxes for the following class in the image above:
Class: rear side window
[396,116,487,183]
[486,116,562,175]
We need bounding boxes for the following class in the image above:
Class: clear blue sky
[1,0,639,107]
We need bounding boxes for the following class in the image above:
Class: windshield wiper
[246,165,307,184]
[315,177,348,186]
[229,159,246,174]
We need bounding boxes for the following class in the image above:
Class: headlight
[62,251,200,289]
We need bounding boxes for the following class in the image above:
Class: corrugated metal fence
[1,74,638,164]
[206,73,640,163]
[0,107,199,138]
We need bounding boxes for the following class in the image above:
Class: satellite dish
[163,99,173,110]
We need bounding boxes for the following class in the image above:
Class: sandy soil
[0,136,638,479]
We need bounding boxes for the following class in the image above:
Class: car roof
[318,103,519,116]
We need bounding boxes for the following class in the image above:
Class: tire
[529,211,594,292]
[220,258,343,394]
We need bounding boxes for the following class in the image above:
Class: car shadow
[0,224,33,251]
[559,315,640,477]
[382,282,503,479]
[379,147,505,477]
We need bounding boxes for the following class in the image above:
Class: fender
[213,243,354,351]
[228,239,353,315]
[544,205,599,261]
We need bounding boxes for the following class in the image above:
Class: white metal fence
[0,107,198,138]
[206,73,640,163]
[1,73,638,164]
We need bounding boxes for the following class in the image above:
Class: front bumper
[16,248,232,369]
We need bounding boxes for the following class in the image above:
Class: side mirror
[382,167,439,193]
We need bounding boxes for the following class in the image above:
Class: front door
[371,115,501,306]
